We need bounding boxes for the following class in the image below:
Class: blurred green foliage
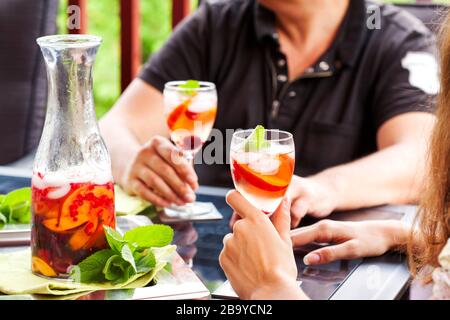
[56,0,445,118]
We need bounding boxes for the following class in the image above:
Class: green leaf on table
[0,188,31,224]
[178,79,200,95]
[104,226,128,253]
[135,249,156,273]
[124,225,174,249]
[244,125,270,152]
[69,249,115,283]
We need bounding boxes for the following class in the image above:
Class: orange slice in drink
[167,103,187,130]
[43,185,113,233]
[32,256,57,277]
[233,154,294,192]
[33,201,59,219]
[69,207,113,250]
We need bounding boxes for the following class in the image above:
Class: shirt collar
[253,0,368,68]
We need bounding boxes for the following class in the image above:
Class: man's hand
[121,136,199,207]
[220,190,307,300]
[289,175,338,227]
[291,220,409,265]
[228,175,338,229]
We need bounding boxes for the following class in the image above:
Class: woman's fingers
[229,212,241,229]
[226,190,261,221]
[303,240,361,265]
[271,197,292,242]
[290,220,348,247]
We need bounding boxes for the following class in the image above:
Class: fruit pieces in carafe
[31,171,115,277]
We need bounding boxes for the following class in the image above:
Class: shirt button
[288,91,296,98]
[277,74,288,82]
[319,61,330,71]
[277,59,286,67]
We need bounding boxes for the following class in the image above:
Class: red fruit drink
[31,171,115,278]
[231,145,294,215]
[165,91,217,155]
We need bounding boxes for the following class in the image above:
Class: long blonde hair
[408,12,450,277]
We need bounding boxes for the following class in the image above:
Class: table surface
[0,166,414,300]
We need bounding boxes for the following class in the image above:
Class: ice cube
[31,173,46,190]
[164,91,183,109]
[188,96,215,113]
[248,155,281,175]
[47,184,71,199]
[233,152,264,165]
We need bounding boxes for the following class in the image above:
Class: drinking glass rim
[36,34,102,48]
[232,129,294,142]
[164,81,216,92]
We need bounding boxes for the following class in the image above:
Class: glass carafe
[31,35,115,279]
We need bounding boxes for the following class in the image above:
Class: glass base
[164,202,213,218]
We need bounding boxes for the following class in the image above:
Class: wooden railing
[67,0,192,92]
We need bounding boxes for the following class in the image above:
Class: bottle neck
[44,46,98,135]
[35,43,110,173]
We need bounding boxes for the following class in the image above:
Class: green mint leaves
[178,79,200,95]
[0,187,31,229]
[124,225,174,249]
[244,125,270,152]
[69,224,174,285]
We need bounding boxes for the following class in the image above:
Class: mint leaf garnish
[244,125,270,152]
[70,249,115,283]
[120,244,137,272]
[104,226,128,253]
[103,255,135,284]
[135,249,156,273]
[124,225,174,249]
[70,224,174,285]
[178,79,200,95]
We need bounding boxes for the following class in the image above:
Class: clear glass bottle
[31,35,115,279]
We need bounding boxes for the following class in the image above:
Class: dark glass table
[0,167,414,300]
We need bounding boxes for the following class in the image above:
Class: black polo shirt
[139,0,438,187]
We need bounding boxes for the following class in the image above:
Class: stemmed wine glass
[163,80,217,217]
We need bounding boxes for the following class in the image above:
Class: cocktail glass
[230,129,295,216]
[163,81,217,217]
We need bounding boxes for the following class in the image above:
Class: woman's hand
[219,190,307,300]
[291,220,409,265]
[121,136,199,207]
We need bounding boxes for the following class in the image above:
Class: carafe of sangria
[31,35,115,279]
